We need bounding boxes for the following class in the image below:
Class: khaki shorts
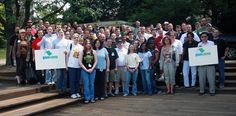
[106,69,116,82]
[116,66,126,83]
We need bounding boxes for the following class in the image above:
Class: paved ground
[39,93,236,116]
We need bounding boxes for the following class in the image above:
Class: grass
[0,48,6,59]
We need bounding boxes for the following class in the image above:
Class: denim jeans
[218,59,225,86]
[124,69,138,95]
[68,67,81,95]
[140,69,152,94]
[56,69,67,90]
[45,69,56,83]
[81,69,96,101]
[182,61,197,87]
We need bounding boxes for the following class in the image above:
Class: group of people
[9,18,228,103]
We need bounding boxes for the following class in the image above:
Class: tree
[0,0,68,65]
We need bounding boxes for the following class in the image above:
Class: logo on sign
[195,48,211,57]
[43,50,58,59]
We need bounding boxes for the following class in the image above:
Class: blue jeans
[81,69,96,101]
[140,69,152,94]
[45,69,56,83]
[218,59,225,86]
[68,68,81,95]
[56,69,67,90]
[124,69,138,95]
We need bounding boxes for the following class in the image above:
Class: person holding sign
[52,29,70,95]
[198,32,216,96]
[79,40,97,104]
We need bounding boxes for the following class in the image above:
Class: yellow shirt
[125,53,141,68]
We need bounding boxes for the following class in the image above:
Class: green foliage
[0,48,6,59]
[127,0,201,26]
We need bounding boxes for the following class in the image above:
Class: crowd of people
[9,18,228,103]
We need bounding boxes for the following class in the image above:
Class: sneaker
[47,82,52,85]
[210,93,215,96]
[71,94,77,99]
[51,82,55,85]
[114,89,119,95]
[95,97,99,101]
[198,92,205,96]
[132,93,137,96]
[123,94,128,97]
[91,99,95,103]
[76,93,81,98]
[108,93,115,97]
[219,85,224,89]
[84,100,89,104]
[157,91,162,95]
[100,97,105,100]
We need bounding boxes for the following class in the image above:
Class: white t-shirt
[180,32,200,44]
[67,43,84,68]
[143,33,152,41]
[115,47,128,67]
[198,40,215,47]
[125,53,141,68]
[172,39,183,55]
[138,51,152,70]
[121,41,130,50]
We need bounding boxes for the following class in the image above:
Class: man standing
[213,29,228,89]
[106,38,119,96]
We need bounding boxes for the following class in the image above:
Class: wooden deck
[38,93,236,116]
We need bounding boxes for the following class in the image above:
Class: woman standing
[79,40,97,103]
[94,39,109,100]
[124,44,141,96]
[160,37,179,94]
[66,33,84,98]
[182,32,198,88]
[13,29,30,85]
[138,43,152,95]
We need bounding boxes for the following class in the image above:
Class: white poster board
[35,49,66,70]
[188,46,218,66]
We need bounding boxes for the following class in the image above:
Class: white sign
[189,46,218,66]
[35,49,66,70]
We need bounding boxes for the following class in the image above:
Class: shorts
[106,69,116,82]
[116,66,126,83]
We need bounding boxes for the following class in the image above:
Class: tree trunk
[5,0,16,65]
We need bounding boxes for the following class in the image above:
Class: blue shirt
[96,48,108,70]
[138,51,152,70]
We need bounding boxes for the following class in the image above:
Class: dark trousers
[16,57,27,82]
[31,62,44,84]
[68,68,81,95]
[175,62,183,86]
[94,69,105,98]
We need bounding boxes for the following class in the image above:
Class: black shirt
[106,47,118,70]
[214,38,227,58]
[183,40,198,60]
[82,51,95,69]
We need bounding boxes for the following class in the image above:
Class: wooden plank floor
[38,93,236,116]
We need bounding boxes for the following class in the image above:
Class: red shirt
[155,36,163,51]
[31,37,42,50]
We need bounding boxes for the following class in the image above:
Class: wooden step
[0,92,58,111]
[0,98,80,116]
[0,85,55,101]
